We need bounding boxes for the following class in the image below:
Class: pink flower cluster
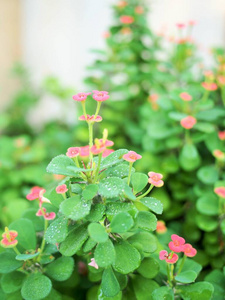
[179,92,192,101]
[180,116,196,129]
[91,139,114,155]
[214,187,225,198]
[26,186,55,221]
[148,172,164,187]
[120,15,134,24]
[56,184,68,194]
[66,145,114,159]
[218,131,225,141]
[1,227,18,248]
[159,234,197,264]
[73,91,109,103]
[123,151,142,163]
[201,82,218,91]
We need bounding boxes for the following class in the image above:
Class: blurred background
[1,0,225,112]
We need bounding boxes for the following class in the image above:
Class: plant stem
[13,246,21,255]
[94,102,102,119]
[81,101,87,118]
[176,255,186,275]
[74,156,87,181]
[39,218,48,256]
[201,90,209,102]
[136,184,154,200]
[88,123,94,164]
[127,162,133,186]
[94,152,103,183]
[167,264,172,287]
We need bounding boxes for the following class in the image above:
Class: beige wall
[0,0,21,110]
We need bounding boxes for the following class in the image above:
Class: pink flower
[66,147,80,158]
[218,131,225,140]
[103,31,110,39]
[182,243,197,257]
[102,149,114,158]
[148,172,164,187]
[135,6,144,14]
[179,92,192,101]
[218,76,225,86]
[36,208,56,220]
[56,184,68,194]
[189,20,196,26]
[79,115,102,123]
[80,146,90,157]
[176,23,186,29]
[120,15,134,24]
[214,187,225,198]
[117,0,127,8]
[213,149,225,160]
[88,258,99,269]
[73,92,91,102]
[91,139,114,155]
[180,116,196,129]
[148,93,159,110]
[92,90,109,102]
[121,27,132,35]
[1,227,18,248]
[26,186,44,201]
[123,151,142,163]
[201,82,218,91]
[159,250,179,264]
[156,221,167,234]
[204,70,214,78]
[169,234,185,252]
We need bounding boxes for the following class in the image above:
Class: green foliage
[45,216,68,244]
[110,212,134,233]
[0,253,23,274]
[45,256,74,281]
[1,271,25,294]
[178,282,214,300]
[21,273,52,300]
[88,223,108,243]
[94,240,116,268]
[60,196,91,220]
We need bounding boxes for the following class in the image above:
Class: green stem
[201,90,210,102]
[13,246,21,255]
[167,264,172,287]
[94,152,103,183]
[184,129,191,144]
[127,162,133,186]
[88,123,94,165]
[81,101,87,118]
[74,156,87,181]
[176,255,186,275]
[136,184,154,200]
[94,101,102,119]
[39,219,48,255]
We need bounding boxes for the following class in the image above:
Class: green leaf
[59,224,88,256]
[196,195,219,216]
[82,184,99,200]
[0,253,23,274]
[137,257,159,279]
[45,216,68,244]
[140,197,163,214]
[205,269,225,300]
[22,209,44,232]
[194,122,215,133]
[46,155,82,177]
[169,111,187,121]
[179,144,201,171]
[136,211,157,231]
[9,219,36,251]
[100,149,128,170]
[98,177,125,198]
[105,163,133,178]
[178,282,214,300]
[45,256,74,281]
[106,202,137,219]
[60,196,91,221]
[113,241,141,274]
[86,204,105,222]
[127,232,157,254]
[196,108,225,121]
[123,185,136,201]
[196,214,218,232]
[83,238,97,253]
[110,212,134,233]
[16,252,39,261]
[131,173,149,193]
[97,288,122,300]
[175,270,197,283]
[197,166,219,184]
[1,271,26,294]
[101,267,120,298]
[152,286,174,300]
[132,275,159,300]
[176,258,202,275]
[94,239,116,268]
[44,189,64,208]
[21,273,52,300]
[88,223,108,243]
[44,289,62,300]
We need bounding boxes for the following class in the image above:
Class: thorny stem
[136,184,154,200]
